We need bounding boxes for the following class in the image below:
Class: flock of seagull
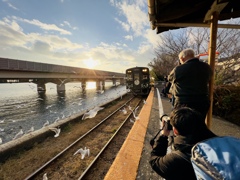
[0,96,145,145]
[0,83,146,180]
[39,101,145,180]
[0,83,127,145]
[4,104,105,143]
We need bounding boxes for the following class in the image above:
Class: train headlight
[134,79,140,85]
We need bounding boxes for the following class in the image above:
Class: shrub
[213,85,240,126]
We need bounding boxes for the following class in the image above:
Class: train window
[134,73,139,80]
[126,74,132,80]
[143,75,148,80]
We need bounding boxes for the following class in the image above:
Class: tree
[149,19,240,85]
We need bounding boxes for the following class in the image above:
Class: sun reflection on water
[86,82,96,89]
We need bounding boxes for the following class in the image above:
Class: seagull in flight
[58,78,68,86]
[82,106,104,120]
[43,173,48,180]
[131,106,140,120]
[120,107,127,115]
[128,105,133,111]
[129,118,135,123]
[73,147,90,159]
[49,127,61,137]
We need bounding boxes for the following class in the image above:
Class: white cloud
[111,0,148,36]
[0,18,82,49]
[60,21,78,30]
[12,16,71,35]
[2,0,18,10]
[124,35,133,41]
[144,29,162,48]
[114,18,130,32]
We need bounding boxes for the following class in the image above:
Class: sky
[0,0,162,73]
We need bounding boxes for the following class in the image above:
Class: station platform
[104,83,240,180]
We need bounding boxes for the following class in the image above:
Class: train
[125,67,151,96]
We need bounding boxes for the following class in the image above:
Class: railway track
[25,96,142,179]
[0,94,144,179]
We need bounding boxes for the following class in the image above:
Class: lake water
[0,82,127,144]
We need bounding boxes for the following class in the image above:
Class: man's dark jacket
[168,58,212,103]
[149,126,216,180]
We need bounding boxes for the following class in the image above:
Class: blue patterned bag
[191,136,240,180]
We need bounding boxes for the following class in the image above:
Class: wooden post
[206,11,218,129]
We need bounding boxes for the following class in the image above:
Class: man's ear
[173,127,179,135]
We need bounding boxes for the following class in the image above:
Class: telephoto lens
[160,115,172,130]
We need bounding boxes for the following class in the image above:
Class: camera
[150,114,173,147]
[160,114,172,130]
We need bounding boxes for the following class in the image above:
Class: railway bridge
[0,57,125,93]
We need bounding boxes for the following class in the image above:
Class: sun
[83,58,98,69]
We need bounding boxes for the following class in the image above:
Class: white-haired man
[168,48,212,122]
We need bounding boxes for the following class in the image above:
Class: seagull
[36,97,44,101]
[0,137,2,144]
[82,106,104,120]
[13,128,24,140]
[96,90,104,94]
[26,126,34,134]
[54,117,60,123]
[42,120,49,128]
[128,105,133,111]
[43,173,48,180]
[143,99,147,104]
[130,118,135,123]
[0,128,4,132]
[132,106,140,120]
[58,78,68,86]
[49,127,61,137]
[120,107,127,115]
[73,147,90,159]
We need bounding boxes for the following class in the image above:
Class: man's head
[170,107,202,136]
[178,48,195,64]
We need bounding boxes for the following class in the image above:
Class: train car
[125,67,151,96]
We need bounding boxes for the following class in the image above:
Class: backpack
[191,136,240,180]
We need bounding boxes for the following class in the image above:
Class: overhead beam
[155,23,240,29]
[204,0,228,22]
[147,0,156,30]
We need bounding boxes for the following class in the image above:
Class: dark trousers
[174,101,210,123]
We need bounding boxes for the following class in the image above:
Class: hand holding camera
[150,114,173,147]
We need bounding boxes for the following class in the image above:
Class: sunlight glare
[83,58,98,69]
[86,82,96,89]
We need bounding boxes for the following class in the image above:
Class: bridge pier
[57,84,65,93]
[102,80,105,90]
[112,79,117,86]
[82,81,86,93]
[37,83,46,93]
[96,80,105,91]
[120,78,125,85]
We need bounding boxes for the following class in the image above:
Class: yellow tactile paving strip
[104,88,154,180]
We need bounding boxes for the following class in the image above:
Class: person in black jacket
[149,107,216,180]
[168,48,212,122]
